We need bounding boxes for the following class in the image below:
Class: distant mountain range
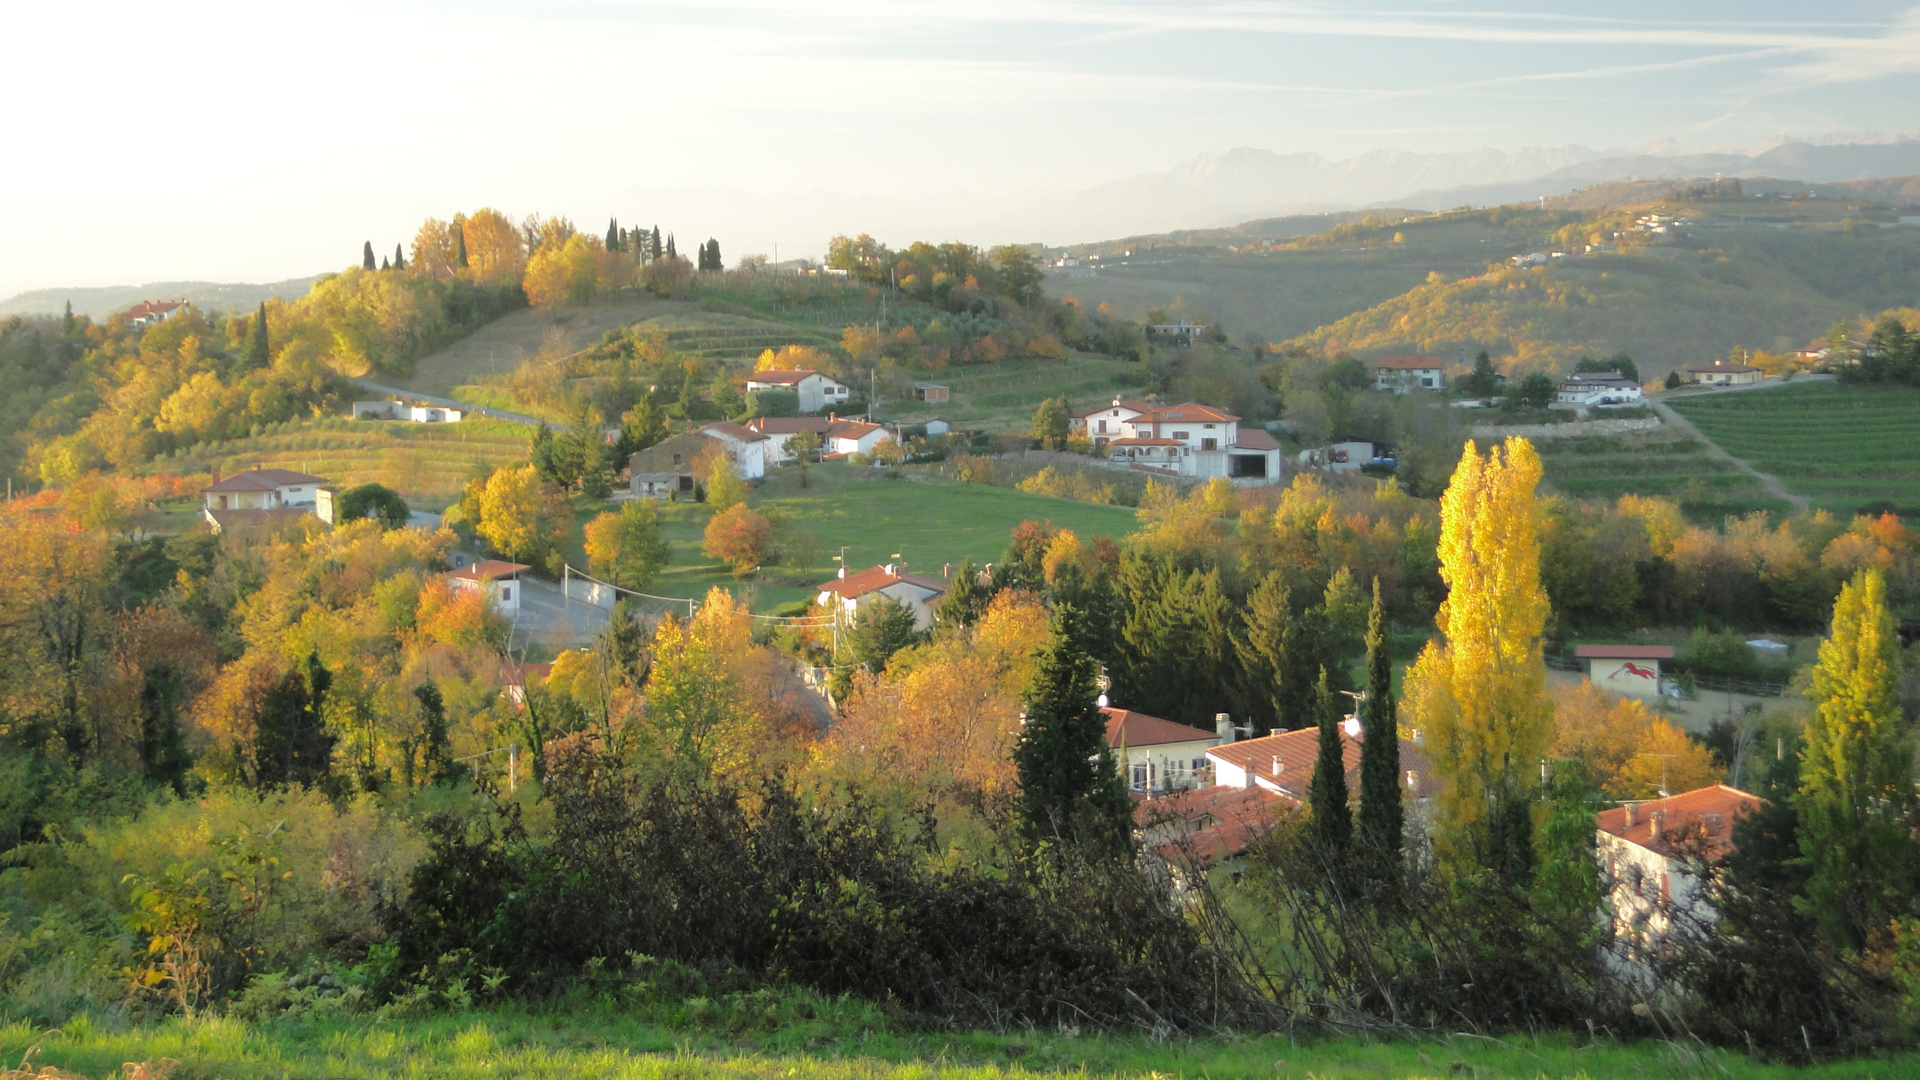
[0,276,324,320]
[976,135,1920,244]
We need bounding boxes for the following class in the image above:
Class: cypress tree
[1357,578,1404,888]
[1308,666,1352,856]
[137,664,194,796]
[394,243,406,271]
[651,225,662,260]
[415,684,456,784]
[454,213,469,268]
[363,241,377,270]
[380,255,390,271]
[707,237,722,270]
[62,300,75,338]
[247,301,270,369]
[1014,607,1132,845]
[607,217,620,251]
[255,652,336,789]
[666,233,676,259]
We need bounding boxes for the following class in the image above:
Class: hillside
[0,275,325,318]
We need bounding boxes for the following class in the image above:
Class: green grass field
[564,462,1141,611]
[1532,430,1790,521]
[4,1006,1909,1080]
[1668,382,1920,515]
[137,416,531,510]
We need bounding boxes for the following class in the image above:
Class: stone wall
[1470,417,1661,439]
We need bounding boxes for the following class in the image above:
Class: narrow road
[1647,398,1809,514]
[351,378,545,427]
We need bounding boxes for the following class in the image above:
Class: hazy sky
[5,0,1919,297]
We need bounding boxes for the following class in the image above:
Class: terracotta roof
[1575,645,1675,659]
[1596,785,1764,860]
[1136,402,1239,424]
[1233,429,1281,451]
[125,299,186,320]
[701,421,769,443]
[204,507,311,531]
[1373,355,1444,370]
[1208,728,1437,802]
[203,467,327,493]
[1685,361,1761,374]
[446,559,530,582]
[1074,399,1155,419]
[746,369,831,386]
[745,416,833,435]
[1102,707,1220,749]
[826,419,884,439]
[1139,784,1289,867]
[817,565,946,600]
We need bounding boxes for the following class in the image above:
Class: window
[500,586,512,602]
[1201,438,1218,451]
[1097,419,1107,433]
[1129,762,1149,790]
[1172,430,1189,440]
[672,453,683,465]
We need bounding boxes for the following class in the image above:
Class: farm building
[1073,397,1282,484]
[912,382,949,403]
[445,559,529,614]
[1556,372,1643,406]
[201,465,327,532]
[627,432,712,498]
[745,369,851,413]
[1684,360,1763,387]
[698,421,770,479]
[352,400,464,423]
[1574,644,1673,699]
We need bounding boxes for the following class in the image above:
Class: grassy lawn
[922,354,1150,432]
[1532,430,1789,522]
[136,417,530,511]
[4,1006,1910,1080]
[563,462,1140,613]
[1668,382,1920,516]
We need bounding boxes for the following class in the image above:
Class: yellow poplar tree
[1403,436,1553,878]
[477,465,543,561]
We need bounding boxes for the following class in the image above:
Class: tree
[529,423,562,484]
[701,504,773,575]
[935,557,992,629]
[618,398,667,458]
[254,652,335,789]
[747,388,799,418]
[666,233,677,260]
[335,483,410,530]
[363,241,376,271]
[1357,578,1403,889]
[651,226,662,261]
[246,302,270,369]
[1308,667,1353,860]
[989,244,1045,306]
[1797,568,1917,947]
[703,449,749,513]
[1663,368,1683,390]
[454,212,469,269]
[1576,353,1639,383]
[393,243,406,271]
[1402,437,1551,881]
[137,663,194,795]
[1461,351,1499,397]
[606,217,620,251]
[1013,607,1132,844]
[1505,372,1557,410]
[787,428,821,488]
[848,595,919,673]
[583,500,670,588]
[412,683,456,785]
[478,464,546,561]
[1029,396,1070,450]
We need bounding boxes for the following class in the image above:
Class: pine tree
[1236,570,1295,735]
[1014,607,1132,845]
[254,652,336,789]
[414,684,456,784]
[935,557,992,629]
[1402,437,1551,881]
[1797,568,1918,946]
[651,225,662,260]
[606,217,620,251]
[1357,578,1404,889]
[529,422,562,484]
[394,243,406,271]
[1309,666,1352,857]
[247,301,270,369]
[363,241,376,270]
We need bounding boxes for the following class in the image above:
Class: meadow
[1531,429,1789,521]
[1667,382,1920,515]
[564,461,1142,612]
[4,1005,1914,1080]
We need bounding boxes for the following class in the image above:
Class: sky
[4,0,1920,298]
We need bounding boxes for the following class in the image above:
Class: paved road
[351,378,545,427]
[1648,394,1809,514]
[507,576,610,650]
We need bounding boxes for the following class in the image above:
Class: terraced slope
[1668,382,1920,515]
[1533,429,1788,521]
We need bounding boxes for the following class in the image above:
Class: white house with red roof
[200,465,328,532]
[125,299,189,328]
[1207,723,1438,806]
[1372,355,1446,393]
[1069,396,1281,483]
[825,418,890,457]
[1597,785,1765,947]
[744,369,851,413]
[697,421,770,479]
[446,559,530,614]
[743,416,831,463]
[816,563,948,631]
[1102,707,1221,795]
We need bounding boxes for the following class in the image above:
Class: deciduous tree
[584,500,670,589]
[702,504,773,575]
[477,465,546,562]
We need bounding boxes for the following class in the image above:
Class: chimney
[210,464,220,486]
[1241,765,1254,789]
[1271,755,1280,777]
[1625,803,1637,827]
[1215,713,1233,744]
[1651,811,1665,836]
[943,562,952,580]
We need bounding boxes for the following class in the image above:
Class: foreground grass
[3,1005,1914,1080]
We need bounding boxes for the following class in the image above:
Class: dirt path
[1648,398,1809,514]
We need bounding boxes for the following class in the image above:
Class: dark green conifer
[1309,666,1352,857]
[363,241,376,270]
[934,557,992,629]
[606,217,620,251]
[453,213,470,268]
[1014,607,1132,845]
[651,225,662,260]
[394,243,406,271]
[414,684,456,784]
[254,652,335,789]
[666,233,676,259]
[247,301,270,368]
[1357,578,1404,888]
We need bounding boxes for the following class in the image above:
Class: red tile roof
[745,417,833,435]
[816,565,945,600]
[701,421,769,443]
[1596,785,1764,860]
[1136,402,1239,424]
[1209,728,1437,803]
[1074,399,1156,419]
[1233,429,1281,451]
[1575,645,1675,659]
[203,467,326,493]
[1139,784,1289,866]
[1373,355,1444,370]
[826,419,884,439]
[446,559,530,582]
[1103,707,1219,749]
[125,299,186,320]
[746,369,830,386]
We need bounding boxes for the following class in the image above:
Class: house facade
[826,418,890,457]
[627,432,712,498]
[1072,397,1282,484]
[1596,785,1765,952]
[352,400,464,422]
[698,421,769,479]
[1373,355,1446,392]
[125,299,188,328]
[744,416,832,464]
[445,559,530,614]
[816,563,948,631]
[1103,707,1220,796]
[201,466,327,531]
[1684,360,1763,387]
[1556,372,1643,406]
[745,369,852,413]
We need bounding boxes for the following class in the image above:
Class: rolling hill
[0,276,325,318]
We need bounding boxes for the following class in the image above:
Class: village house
[1102,707,1221,796]
[1071,397,1282,484]
[445,559,530,614]
[1556,371,1644,406]
[1597,785,1765,952]
[698,421,769,479]
[743,416,832,464]
[125,299,188,328]
[1207,723,1438,807]
[1684,360,1763,387]
[744,368,851,413]
[1136,783,1288,870]
[626,431,713,498]
[1372,355,1446,392]
[825,417,890,457]
[1147,322,1208,344]
[351,400,464,423]
[1575,644,1674,700]
[201,466,328,533]
[816,563,948,631]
